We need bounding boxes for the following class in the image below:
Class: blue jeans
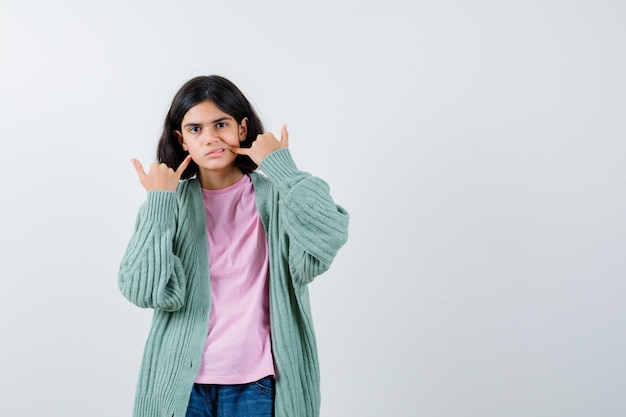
[185,376,275,417]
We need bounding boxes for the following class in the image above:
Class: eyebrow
[183,116,232,128]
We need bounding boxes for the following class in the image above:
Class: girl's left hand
[230,124,289,166]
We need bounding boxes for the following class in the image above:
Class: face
[176,100,248,174]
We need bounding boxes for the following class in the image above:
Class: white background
[1,0,625,416]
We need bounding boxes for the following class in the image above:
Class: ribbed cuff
[259,148,299,183]
[143,190,177,223]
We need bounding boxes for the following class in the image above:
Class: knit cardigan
[118,148,349,417]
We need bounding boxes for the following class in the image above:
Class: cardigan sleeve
[118,190,187,312]
[259,148,349,287]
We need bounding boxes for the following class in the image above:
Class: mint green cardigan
[118,149,349,417]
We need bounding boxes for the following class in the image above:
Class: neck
[199,166,244,190]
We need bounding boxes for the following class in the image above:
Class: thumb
[280,124,289,147]
[130,158,147,180]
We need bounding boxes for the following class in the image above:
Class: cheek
[183,141,200,154]
[226,133,242,146]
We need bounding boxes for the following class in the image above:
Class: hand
[230,124,289,166]
[131,155,192,191]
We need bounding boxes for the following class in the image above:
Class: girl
[118,75,349,417]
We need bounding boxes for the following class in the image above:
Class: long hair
[157,75,264,178]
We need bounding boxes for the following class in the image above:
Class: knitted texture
[119,148,349,417]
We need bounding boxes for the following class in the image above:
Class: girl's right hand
[131,155,192,191]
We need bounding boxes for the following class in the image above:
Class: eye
[216,122,227,129]
[188,126,201,133]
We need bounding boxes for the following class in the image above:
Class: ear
[239,118,248,142]
[175,130,188,151]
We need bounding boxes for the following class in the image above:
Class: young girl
[118,75,349,417]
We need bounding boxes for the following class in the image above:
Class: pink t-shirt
[195,174,274,384]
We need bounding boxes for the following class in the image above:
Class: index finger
[175,155,192,175]
[229,146,249,156]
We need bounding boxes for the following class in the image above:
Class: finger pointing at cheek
[230,125,289,166]
[130,156,191,192]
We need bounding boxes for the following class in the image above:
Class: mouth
[206,148,226,156]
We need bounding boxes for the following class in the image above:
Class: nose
[202,130,220,144]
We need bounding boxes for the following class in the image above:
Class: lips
[206,148,226,156]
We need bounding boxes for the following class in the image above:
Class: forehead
[182,100,233,123]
